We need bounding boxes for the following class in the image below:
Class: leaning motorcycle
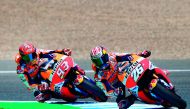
[40,54,107,102]
[118,54,187,109]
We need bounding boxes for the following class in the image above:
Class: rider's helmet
[19,42,37,64]
[90,46,110,70]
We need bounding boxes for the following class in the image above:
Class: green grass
[0,102,81,109]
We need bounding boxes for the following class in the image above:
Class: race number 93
[131,64,144,82]
[57,61,69,79]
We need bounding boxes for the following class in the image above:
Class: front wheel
[152,83,187,109]
[77,77,108,102]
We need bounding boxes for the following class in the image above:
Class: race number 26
[131,64,144,82]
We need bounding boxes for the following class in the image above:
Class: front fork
[149,74,174,91]
[147,74,163,103]
[149,74,158,90]
[74,71,84,85]
[72,71,89,97]
[148,74,174,103]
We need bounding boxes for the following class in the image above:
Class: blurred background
[0,0,190,61]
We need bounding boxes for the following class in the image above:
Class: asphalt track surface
[0,60,189,109]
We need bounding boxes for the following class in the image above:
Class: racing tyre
[152,83,187,109]
[78,77,108,102]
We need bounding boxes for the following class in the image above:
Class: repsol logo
[52,59,63,73]
[127,61,139,73]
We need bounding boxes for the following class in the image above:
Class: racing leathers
[91,50,153,108]
[15,48,73,102]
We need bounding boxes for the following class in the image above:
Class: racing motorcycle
[118,54,187,109]
[40,54,107,102]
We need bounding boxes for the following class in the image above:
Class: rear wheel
[152,83,187,109]
[78,77,108,102]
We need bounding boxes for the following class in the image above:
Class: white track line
[0,69,190,73]
[0,101,164,109]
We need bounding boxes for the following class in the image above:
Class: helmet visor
[22,53,37,63]
[92,54,109,68]
[92,58,104,68]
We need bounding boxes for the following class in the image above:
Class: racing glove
[138,50,151,58]
[73,65,85,75]
[62,48,72,56]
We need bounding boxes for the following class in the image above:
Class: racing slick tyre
[152,83,187,109]
[78,77,108,102]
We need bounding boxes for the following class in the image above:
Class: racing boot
[116,94,136,109]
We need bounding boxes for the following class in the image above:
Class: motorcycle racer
[90,46,173,109]
[15,41,80,102]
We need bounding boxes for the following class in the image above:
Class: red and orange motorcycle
[118,54,187,109]
[40,54,107,102]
